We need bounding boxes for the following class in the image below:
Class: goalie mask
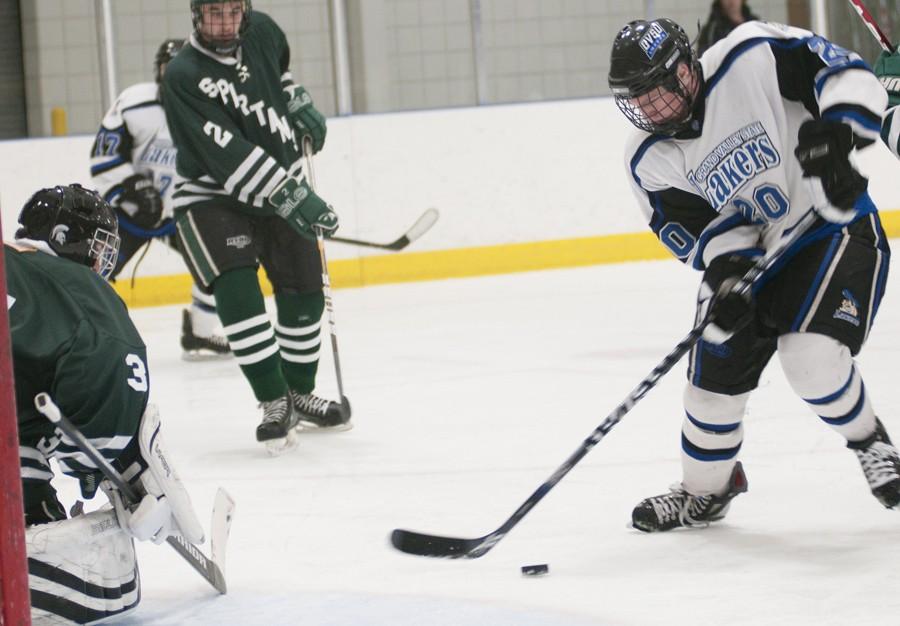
[190,0,252,56]
[608,18,700,136]
[17,184,120,279]
[154,38,185,84]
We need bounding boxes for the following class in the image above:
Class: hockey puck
[521,563,549,577]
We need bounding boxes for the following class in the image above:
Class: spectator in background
[697,0,760,55]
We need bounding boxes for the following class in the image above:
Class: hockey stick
[328,207,440,251]
[847,0,896,52]
[34,393,233,594]
[391,209,820,559]
[304,138,350,421]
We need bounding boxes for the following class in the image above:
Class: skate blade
[181,350,233,362]
[296,420,353,433]
[263,430,300,456]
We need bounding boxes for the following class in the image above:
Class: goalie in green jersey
[9,184,204,623]
[162,0,351,454]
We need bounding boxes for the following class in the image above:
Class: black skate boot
[255,394,300,454]
[291,390,352,431]
[180,309,230,361]
[848,418,900,509]
[631,462,748,533]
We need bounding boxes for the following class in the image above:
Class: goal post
[0,222,30,623]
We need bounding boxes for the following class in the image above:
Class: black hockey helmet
[190,0,252,55]
[608,18,700,135]
[16,184,120,279]
[154,38,185,83]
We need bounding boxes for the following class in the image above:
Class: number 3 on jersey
[126,353,148,392]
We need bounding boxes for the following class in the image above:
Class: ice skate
[631,462,748,532]
[291,390,352,431]
[256,395,300,455]
[848,418,900,509]
[180,309,231,361]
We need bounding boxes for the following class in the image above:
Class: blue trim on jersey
[686,411,740,433]
[790,232,841,331]
[90,156,125,176]
[813,60,872,95]
[822,107,883,134]
[691,338,703,387]
[681,433,741,461]
[705,37,811,96]
[818,382,866,426]
[117,214,176,239]
[804,366,855,405]
[691,214,747,270]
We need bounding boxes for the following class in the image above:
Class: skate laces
[648,485,715,528]
[260,397,290,424]
[295,393,330,416]
[855,441,900,490]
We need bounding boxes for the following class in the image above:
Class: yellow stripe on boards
[112,208,900,309]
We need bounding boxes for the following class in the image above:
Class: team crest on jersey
[639,22,669,59]
[687,122,781,211]
[833,289,861,326]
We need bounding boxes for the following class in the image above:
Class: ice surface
[53,259,900,625]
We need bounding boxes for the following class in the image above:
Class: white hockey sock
[681,384,749,496]
[779,332,876,442]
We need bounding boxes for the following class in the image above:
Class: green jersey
[163,11,301,215]
[6,244,148,487]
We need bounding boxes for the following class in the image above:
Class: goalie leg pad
[27,507,141,625]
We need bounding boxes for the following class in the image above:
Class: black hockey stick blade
[330,208,439,251]
[391,529,495,559]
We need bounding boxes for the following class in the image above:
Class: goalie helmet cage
[0,214,31,625]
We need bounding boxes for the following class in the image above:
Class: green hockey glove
[874,48,900,108]
[267,177,339,238]
[284,85,327,153]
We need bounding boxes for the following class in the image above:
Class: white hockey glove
[109,404,204,545]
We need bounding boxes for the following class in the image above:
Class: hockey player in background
[874,45,900,158]
[607,18,899,532]
[91,38,231,360]
[162,0,351,453]
[10,184,204,623]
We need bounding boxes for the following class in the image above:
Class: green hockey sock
[274,290,324,394]
[214,267,286,402]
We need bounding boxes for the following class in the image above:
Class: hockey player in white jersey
[608,18,899,532]
[91,39,230,360]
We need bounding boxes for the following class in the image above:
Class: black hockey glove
[700,254,757,345]
[284,85,327,154]
[117,173,164,230]
[794,119,868,224]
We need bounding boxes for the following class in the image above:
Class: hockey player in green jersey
[162,0,350,453]
[10,184,204,623]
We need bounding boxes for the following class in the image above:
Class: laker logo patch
[833,289,861,327]
[639,22,669,59]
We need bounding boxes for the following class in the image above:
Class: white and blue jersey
[624,21,887,272]
[90,82,178,232]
